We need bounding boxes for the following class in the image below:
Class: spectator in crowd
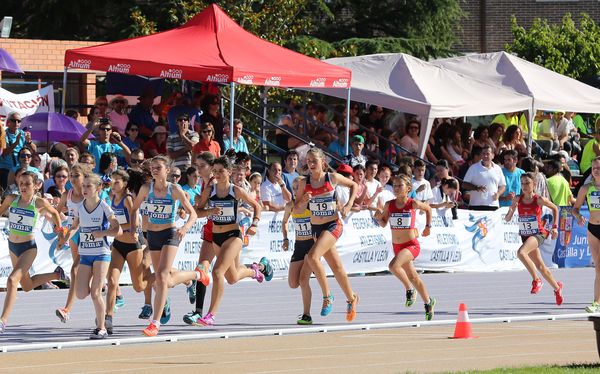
[123,122,144,151]
[198,94,224,148]
[463,144,506,211]
[458,145,483,180]
[432,159,451,188]
[78,152,95,169]
[399,120,420,155]
[248,172,263,205]
[86,106,103,137]
[537,112,560,151]
[375,164,395,207]
[488,123,504,155]
[143,125,168,158]
[41,158,67,193]
[554,151,573,185]
[79,118,131,174]
[260,162,292,211]
[281,150,299,194]
[327,127,348,159]
[169,167,182,185]
[499,125,527,156]
[94,96,109,116]
[362,159,382,209]
[182,166,202,206]
[46,165,69,195]
[192,122,221,158]
[580,124,600,175]
[63,147,79,169]
[65,109,79,120]
[166,93,201,134]
[168,114,199,183]
[275,114,304,150]
[499,149,525,207]
[335,163,353,207]
[235,151,252,177]
[310,105,334,146]
[342,135,367,168]
[128,88,157,139]
[441,126,465,170]
[352,164,368,210]
[107,95,129,135]
[0,112,35,188]
[3,167,25,197]
[360,105,385,133]
[430,177,459,211]
[520,156,549,199]
[412,159,433,202]
[472,126,494,150]
[6,147,38,186]
[544,159,575,206]
[99,152,118,180]
[128,148,145,171]
[222,119,249,154]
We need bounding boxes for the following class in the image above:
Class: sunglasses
[113,100,125,104]
[10,119,22,123]
[409,126,419,130]
[129,128,139,132]
[202,130,213,134]
[177,118,189,122]
[55,175,68,179]
[130,159,144,164]
[99,127,112,132]
[171,174,181,178]
[20,154,32,158]
[97,103,108,106]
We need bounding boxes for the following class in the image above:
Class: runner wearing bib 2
[505,172,562,305]
[0,171,66,335]
[573,157,600,312]
[374,174,437,321]
[296,148,359,322]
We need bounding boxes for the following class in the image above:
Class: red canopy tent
[63,4,352,147]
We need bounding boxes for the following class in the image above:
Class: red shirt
[387,198,416,231]
[517,194,547,237]
[193,140,221,158]
[143,138,167,158]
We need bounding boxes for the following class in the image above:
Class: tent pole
[229,82,235,148]
[527,104,534,156]
[262,87,269,162]
[345,88,351,157]
[61,67,68,114]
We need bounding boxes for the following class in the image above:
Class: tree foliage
[506,13,600,83]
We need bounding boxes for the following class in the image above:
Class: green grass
[437,363,600,373]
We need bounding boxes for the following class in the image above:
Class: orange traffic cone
[450,303,477,339]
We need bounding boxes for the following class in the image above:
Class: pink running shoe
[251,263,264,283]
[198,313,215,326]
[531,278,543,294]
[554,281,564,306]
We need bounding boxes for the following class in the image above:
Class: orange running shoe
[346,294,359,322]
[554,281,564,306]
[142,322,159,337]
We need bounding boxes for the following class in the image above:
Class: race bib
[390,212,412,230]
[309,196,336,217]
[590,191,600,210]
[293,217,312,237]
[79,226,104,249]
[518,215,540,236]
[147,199,174,220]
[210,200,236,223]
[113,208,128,225]
[9,207,35,233]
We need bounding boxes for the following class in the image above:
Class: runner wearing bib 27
[131,155,200,337]
[296,148,359,322]
[504,172,563,305]
[282,176,315,325]
[0,171,66,335]
[574,156,600,313]
[374,174,437,321]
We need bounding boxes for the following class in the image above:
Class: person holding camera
[0,112,36,189]
[79,118,132,174]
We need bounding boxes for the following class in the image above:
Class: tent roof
[433,51,600,113]
[64,5,350,89]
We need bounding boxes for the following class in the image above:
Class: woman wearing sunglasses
[192,122,221,158]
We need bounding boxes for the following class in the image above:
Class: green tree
[506,13,600,83]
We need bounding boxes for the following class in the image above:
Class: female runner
[574,157,600,312]
[374,174,437,320]
[504,172,562,304]
[295,148,359,322]
[0,171,66,334]
[281,176,314,325]
[195,156,269,326]
[131,155,200,337]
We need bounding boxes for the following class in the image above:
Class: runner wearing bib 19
[0,171,67,335]
[504,172,563,305]
[131,155,200,337]
[374,174,437,321]
[59,173,121,339]
[193,156,270,327]
[296,148,359,322]
[282,176,315,325]
[574,156,600,313]
[55,163,87,324]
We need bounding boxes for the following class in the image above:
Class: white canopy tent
[314,53,533,158]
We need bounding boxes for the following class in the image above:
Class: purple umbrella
[0,48,24,74]
[21,112,89,142]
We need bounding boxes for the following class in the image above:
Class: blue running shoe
[321,294,334,316]
[183,311,202,326]
[115,295,126,310]
[160,297,171,325]
[138,304,152,319]
[187,279,197,304]
[259,257,273,281]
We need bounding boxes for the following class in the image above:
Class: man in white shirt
[363,160,382,208]
[260,162,292,212]
[412,159,433,202]
[463,145,506,211]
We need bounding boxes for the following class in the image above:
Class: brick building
[0,38,103,114]
[458,0,600,53]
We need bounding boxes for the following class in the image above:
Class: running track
[0,267,598,351]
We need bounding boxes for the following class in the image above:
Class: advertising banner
[0,85,54,121]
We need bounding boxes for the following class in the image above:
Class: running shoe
[0,320,5,334]
[405,288,416,307]
[198,313,215,326]
[251,263,264,283]
[183,311,202,326]
[142,322,159,337]
[54,266,67,281]
[90,328,108,340]
[425,297,436,321]
[55,308,70,323]
[105,315,113,335]
[297,314,313,325]
[259,257,274,281]
[554,281,564,306]
[346,294,359,322]
[138,304,152,319]
[195,264,211,287]
[186,279,197,304]
[586,301,600,313]
[321,294,334,316]
[531,278,543,294]
[115,295,126,310]
[160,297,171,325]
